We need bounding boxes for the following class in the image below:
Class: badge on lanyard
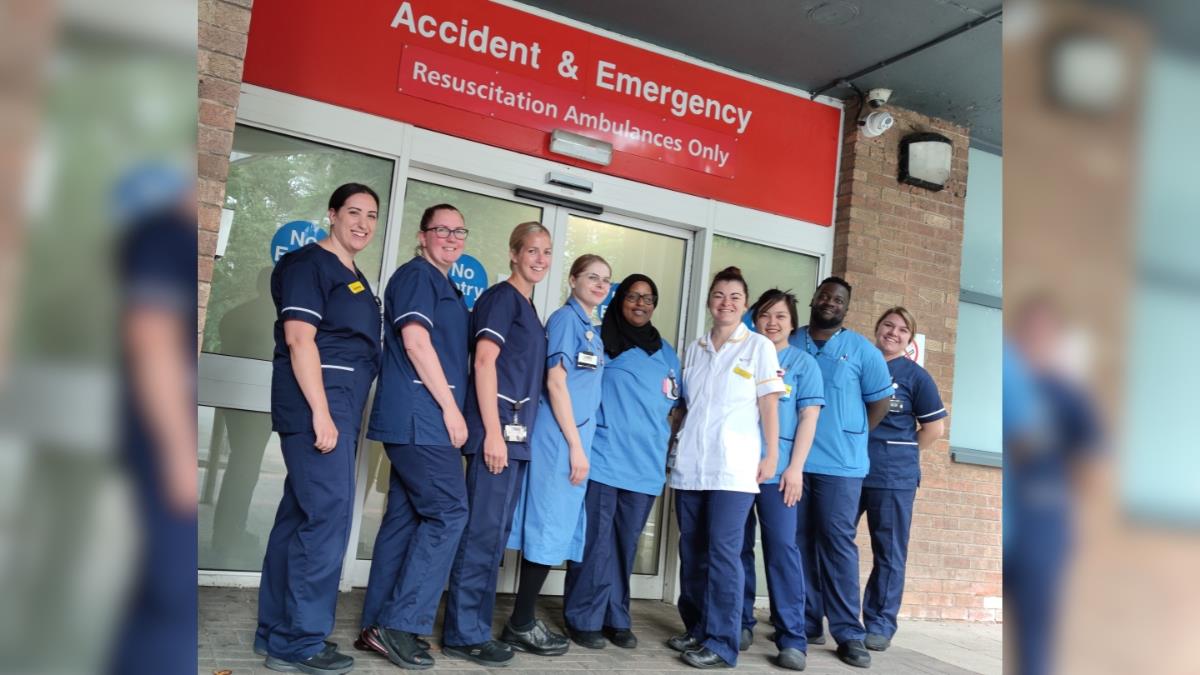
[503,400,528,443]
[888,383,903,413]
[348,280,366,294]
[663,369,680,400]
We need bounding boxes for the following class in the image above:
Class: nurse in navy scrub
[257,183,382,675]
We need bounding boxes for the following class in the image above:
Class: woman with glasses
[354,204,471,669]
[501,254,612,656]
[562,274,681,650]
[668,266,786,670]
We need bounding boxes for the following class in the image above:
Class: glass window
[560,215,688,346]
[396,180,543,297]
[710,236,820,320]
[201,125,395,361]
[948,303,1002,454]
[197,405,285,571]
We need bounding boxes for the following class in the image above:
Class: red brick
[199,76,242,107]
[198,21,249,59]
[199,0,252,34]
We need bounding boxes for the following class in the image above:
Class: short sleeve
[912,366,948,423]
[472,286,517,347]
[860,342,894,403]
[388,264,438,333]
[121,218,194,314]
[753,337,786,397]
[276,256,325,327]
[545,309,578,369]
[792,352,826,410]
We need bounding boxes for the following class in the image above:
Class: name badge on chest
[576,351,599,369]
[889,397,905,413]
[503,401,528,443]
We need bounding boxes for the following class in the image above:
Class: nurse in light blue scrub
[563,274,682,650]
[740,289,824,672]
[502,254,612,656]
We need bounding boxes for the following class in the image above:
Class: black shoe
[740,626,753,651]
[442,640,514,667]
[836,640,872,668]
[603,626,638,649]
[681,647,733,669]
[264,643,354,674]
[667,633,702,652]
[568,626,607,649]
[777,647,807,671]
[806,633,826,646]
[864,633,891,651]
[258,640,337,658]
[372,627,434,670]
[355,628,430,652]
[501,619,570,656]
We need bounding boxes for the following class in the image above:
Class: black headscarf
[601,274,663,359]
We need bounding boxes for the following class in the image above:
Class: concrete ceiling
[516,0,1002,154]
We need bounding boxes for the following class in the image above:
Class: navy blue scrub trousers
[676,489,756,666]
[256,417,360,662]
[741,487,808,652]
[563,481,657,632]
[360,443,469,634]
[441,451,528,647]
[857,487,917,639]
[796,473,866,645]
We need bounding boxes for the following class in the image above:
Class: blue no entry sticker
[450,254,488,309]
[271,220,327,264]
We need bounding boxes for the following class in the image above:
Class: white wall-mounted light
[549,129,613,166]
[859,111,894,138]
[899,132,954,191]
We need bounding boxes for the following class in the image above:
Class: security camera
[866,88,893,108]
[859,111,894,137]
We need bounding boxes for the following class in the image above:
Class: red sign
[243,0,841,225]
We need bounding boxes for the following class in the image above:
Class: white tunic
[671,323,786,493]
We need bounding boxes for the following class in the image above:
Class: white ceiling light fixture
[549,129,613,166]
[899,132,954,191]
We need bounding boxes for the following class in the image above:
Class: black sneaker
[864,633,891,651]
[667,633,702,652]
[603,626,638,649]
[500,619,570,656]
[264,642,354,674]
[777,647,807,671]
[355,628,430,652]
[836,639,872,668]
[680,646,733,669]
[373,626,434,670]
[442,640,514,667]
[568,625,607,649]
[740,626,753,651]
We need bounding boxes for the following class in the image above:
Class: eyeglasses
[581,273,612,286]
[422,226,470,240]
[625,293,657,306]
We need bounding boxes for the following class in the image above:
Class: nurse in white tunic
[667,266,786,669]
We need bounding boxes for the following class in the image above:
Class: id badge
[663,374,680,400]
[576,351,599,369]
[889,397,905,413]
[503,423,528,443]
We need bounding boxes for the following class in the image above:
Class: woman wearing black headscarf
[562,275,682,650]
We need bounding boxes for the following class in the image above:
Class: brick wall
[197,0,254,338]
[833,107,1003,622]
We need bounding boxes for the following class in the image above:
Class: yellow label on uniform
[348,281,366,294]
[733,366,753,379]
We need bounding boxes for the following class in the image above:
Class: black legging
[510,558,551,628]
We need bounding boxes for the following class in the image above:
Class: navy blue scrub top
[270,243,381,433]
[367,256,469,446]
[462,281,547,461]
[590,340,682,496]
[864,356,947,489]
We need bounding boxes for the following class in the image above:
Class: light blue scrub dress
[507,296,606,565]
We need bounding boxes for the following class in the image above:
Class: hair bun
[722,266,742,276]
